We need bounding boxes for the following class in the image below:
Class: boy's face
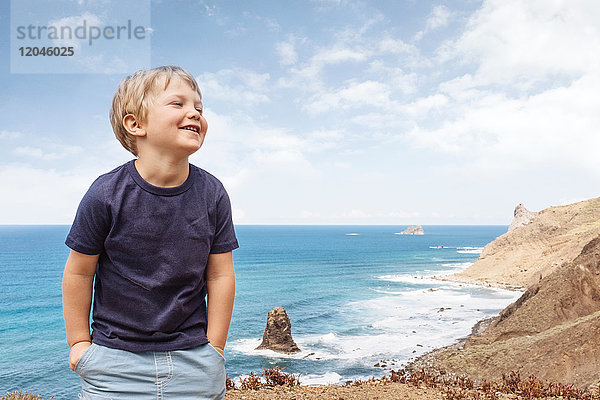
[140,76,207,158]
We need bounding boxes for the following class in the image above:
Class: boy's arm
[205,251,235,356]
[62,249,99,370]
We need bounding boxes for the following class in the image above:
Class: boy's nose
[187,109,201,119]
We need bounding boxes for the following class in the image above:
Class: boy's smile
[140,76,208,158]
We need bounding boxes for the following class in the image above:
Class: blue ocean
[0,225,521,398]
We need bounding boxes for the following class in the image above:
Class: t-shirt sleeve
[65,179,111,255]
[210,186,239,254]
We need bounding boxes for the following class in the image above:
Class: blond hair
[109,65,202,156]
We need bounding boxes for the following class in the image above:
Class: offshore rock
[256,307,300,354]
[398,225,425,235]
[508,203,537,232]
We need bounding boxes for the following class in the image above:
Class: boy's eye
[196,108,203,114]
[173,102,183,106]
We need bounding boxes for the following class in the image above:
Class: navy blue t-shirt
[65,160,239,352]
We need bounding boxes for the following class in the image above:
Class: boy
[62,65,238,399]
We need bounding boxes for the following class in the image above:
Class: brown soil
[226,382,445,400]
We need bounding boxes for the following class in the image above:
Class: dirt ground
[225,382,445,400]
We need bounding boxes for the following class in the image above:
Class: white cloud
[0,130,22,139]
[378,37,415,54]
[415,5,454,41]
[196,68,271,105]
[304,80,392,114]
[0,164,96,224]
[439,0,600,85]
[426,5,453,31]
[13,146,65,160]
[314,47,368,65]
[403,0,600,178]
[276,41,298,66]
[401,94,449,117]
[10,140,83,161]
[48,12,103,50]
[191,110,320,185]
[407,74,600,175]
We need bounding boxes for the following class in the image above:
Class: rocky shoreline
[420,200,600,389]
[226,199,600,398]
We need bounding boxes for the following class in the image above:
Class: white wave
[317,332,339,343]
[373,289,414,295]
[300,372,343,386]
[375,274,442,285]
[345,233,359,236]
[229,338,315,360]
[441,262,473,268]
[456,246,483,254]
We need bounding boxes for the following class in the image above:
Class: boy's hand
[212,344,225,357]
[69,341,92,371]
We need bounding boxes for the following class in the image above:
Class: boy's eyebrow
[164,94,203,105]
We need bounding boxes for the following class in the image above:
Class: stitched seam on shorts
[154,351,174,398]
[154,352,162,400]
[161,351,174,389]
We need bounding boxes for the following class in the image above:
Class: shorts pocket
[207,343,226,362]
[75,343,98,375]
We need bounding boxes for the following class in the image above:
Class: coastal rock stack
[256,307,301,354]
[508,203,537,232]
[398,225,425,235]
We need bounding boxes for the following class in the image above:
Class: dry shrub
[226,373,235,391]
[239,372,262,390]
[0,392,54,400]
[262,366,300,387]
[234,367,301,390]
[389,368,600,399]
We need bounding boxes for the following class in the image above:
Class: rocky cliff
[416,197,600,389]
[451,197,600,288]
[423,234,600,388]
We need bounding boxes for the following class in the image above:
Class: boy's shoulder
[88,161,130,189]
[189,163,226,192]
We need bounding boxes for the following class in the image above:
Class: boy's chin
[183,141,204,156]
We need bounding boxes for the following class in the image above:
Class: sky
[1,0,599,225]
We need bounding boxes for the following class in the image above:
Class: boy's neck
[134,156,190,188]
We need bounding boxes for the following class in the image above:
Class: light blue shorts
[74,342,226,400]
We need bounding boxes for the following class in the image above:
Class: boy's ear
[122,114,146,137]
